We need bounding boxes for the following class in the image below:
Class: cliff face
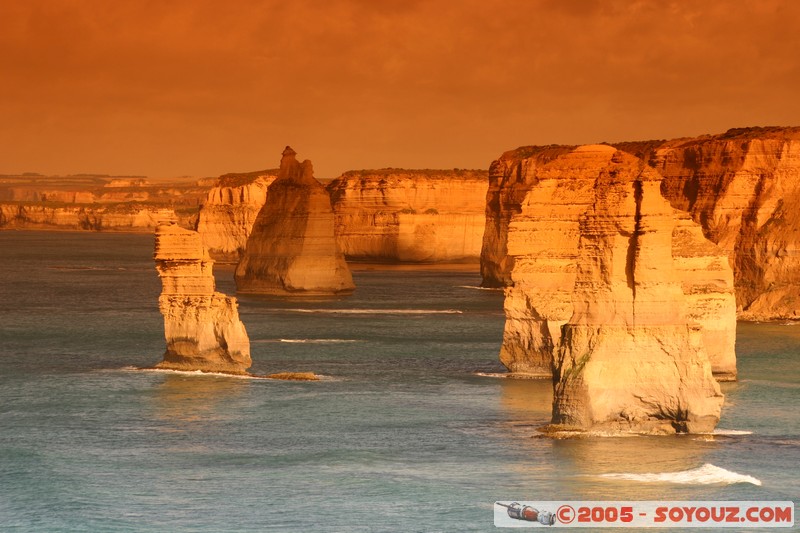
[0,204,183,231]
[483,127,800,320]
[550,146,723,434]
[653,127,800,320]
[195,171,278,262]
[235,147,354,295]
[481,146,575,286]
[501,146,736,382]
[0,174,208,232]
[328,169,488,262]
[154,225,251,374]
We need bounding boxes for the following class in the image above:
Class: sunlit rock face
[480,145,575,287]
[483,127,800,321]
[547,147,723,434]
[499,146,736,382]
[234,147,354,295]
[652,127,800,320]
[327,169,488,263]
[0,204,180,230]
[195,171,278,262]
[154,225,251,374]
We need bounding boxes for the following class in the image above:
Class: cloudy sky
[1,0,798,179]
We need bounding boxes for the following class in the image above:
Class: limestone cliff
[481,146,575,286]
[235,147,354,295]
[154,224,251,374]
[550,146,723,434]
[195,170,278,262]
[328,169,488,262]
[652,127,800,320]
[0,174,208,232]
[500,146,736,382]
[0,204,183,231]
[483,127,800,321]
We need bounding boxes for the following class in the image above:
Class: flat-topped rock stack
[547,146,724,434]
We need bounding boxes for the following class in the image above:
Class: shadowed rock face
[548,147,723,434]
[499,146,736,381]
[652,128,800,320]
[154,225,251,374]
[234,147,354,295]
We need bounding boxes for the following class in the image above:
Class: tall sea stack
[497,146,736,381]
[235,147,354,295]
[549,147,724,434]
[154,225,251,374]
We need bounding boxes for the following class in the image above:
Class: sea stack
[234,147,355,295]
[498,146,736,381]
[549,147,724,434]
[154,224,251,374]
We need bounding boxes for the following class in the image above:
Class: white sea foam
[278,338,360,344]
[457,285,503,291]
[711,429,754,436]
[125,367,264,380]
[599,463,761,486]
[286,308,463,315]
[251,338,361,344]
[473,372,510,379]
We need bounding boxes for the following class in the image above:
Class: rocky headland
[194,170,278,262]
[234,147,355,295]
[327,169,488,262]
[542,146,723,434]
[153,224,251,374]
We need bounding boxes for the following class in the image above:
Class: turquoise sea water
[0,231,797,532]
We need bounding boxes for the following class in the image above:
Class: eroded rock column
[550,150,723,434]
[235,147,354,295]
[154,224,251,374]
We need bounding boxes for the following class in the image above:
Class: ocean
[0,231,797,532]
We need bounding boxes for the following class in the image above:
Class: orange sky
[1,0,799,179]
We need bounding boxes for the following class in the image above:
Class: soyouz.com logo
[493,501,794,528]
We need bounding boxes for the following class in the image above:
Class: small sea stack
[234,146,355,295]
[153,224,251,374]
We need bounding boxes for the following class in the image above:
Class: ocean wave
[285,308,463,315]
[251,338,362,344]
[48,266,128,272]
[123,367,263,380]
[456,285,503,291]
[711,429,753,436]
[122,366,340,381]
[599,463,761,486]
